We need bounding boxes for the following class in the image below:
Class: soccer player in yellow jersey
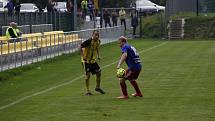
[80,30,105,95]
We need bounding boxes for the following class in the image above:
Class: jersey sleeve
[121,45,128,53]
[81,38,91,48]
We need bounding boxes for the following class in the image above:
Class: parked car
[151,3,165,12]
[20,3,39,13]
[54,2,67,12]
[0,0,7,13]
[136,0,165,14]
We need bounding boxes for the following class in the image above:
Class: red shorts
[125,69,141,81]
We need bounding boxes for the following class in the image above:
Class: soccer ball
[116,68,126,78]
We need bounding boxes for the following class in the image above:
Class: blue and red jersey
[121,43,142,70]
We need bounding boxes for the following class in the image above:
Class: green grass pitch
[0,39,215,121]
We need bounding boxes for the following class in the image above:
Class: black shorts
[82,62,101,75]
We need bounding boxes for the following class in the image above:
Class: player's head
[118,36,127,47]
[92,30,100,40]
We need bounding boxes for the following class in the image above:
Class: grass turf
[0,39,215,121]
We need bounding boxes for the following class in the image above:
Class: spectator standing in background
[98,11,103,28]
[66,0,73,13]
[103,9,111,27]
[119,7,126,30]
[88,0,94,20]
[93,0,99,16]
[6,0,14,15]
[130,1,136,8]
[130,1,136,18]
[112,10,118,26]
[14,0,21,14]
[81,0,88,19]
[47,0,55,12]
[131,13,138,37]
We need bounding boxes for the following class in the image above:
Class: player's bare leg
[95,71,105,94]
[85,73,92,95]
[130,80,142,97]
[117,78,129,99]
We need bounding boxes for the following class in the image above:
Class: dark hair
[93,29,99,33]
[92,30,100,38]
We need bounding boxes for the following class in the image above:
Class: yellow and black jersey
[81,37,100,63]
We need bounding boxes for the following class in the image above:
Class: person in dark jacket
[66,0,73,13]
[15,0,21,14]
[131,13,138,37]
[112,10,118,26]
[103,9,111,27]
[6,0,14,15]
[98,11,103,28]
[47,0,55,12]
[88,0,94,20]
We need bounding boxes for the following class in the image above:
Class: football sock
[96,79,101,88]
[130,80,141,94]
[96,72,101,88]
[85,79,90,92]
[120,82,128,96]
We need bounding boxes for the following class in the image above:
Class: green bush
[142,13,165,38]
[184,16,215,39]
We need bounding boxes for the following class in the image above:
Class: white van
[54,2,67,12]
[0,0,7,13]
[136,0,165,14]
[20,3,39,13]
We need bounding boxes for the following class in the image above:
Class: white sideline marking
[0,41,168,111]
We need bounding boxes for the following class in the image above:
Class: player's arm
[97,40,101,60]
[96,47,100,60]
[79,43,84,58]
[80,39,91,58]
[79,45,84,57]
[117,52,127,69]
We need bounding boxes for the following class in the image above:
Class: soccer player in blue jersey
[116,36,143,99]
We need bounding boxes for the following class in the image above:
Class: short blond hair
[119,36,127,43]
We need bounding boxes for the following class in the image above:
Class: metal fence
[0,12,74,35]
[0,26,124,71]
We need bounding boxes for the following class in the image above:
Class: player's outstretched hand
[116,65,120,69]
